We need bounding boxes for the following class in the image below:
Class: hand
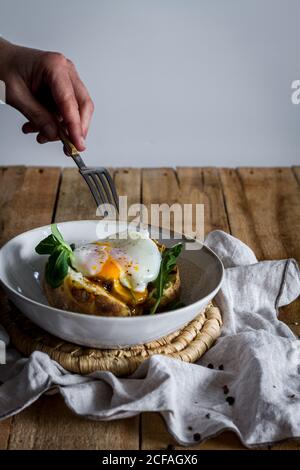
[0,38,94,151]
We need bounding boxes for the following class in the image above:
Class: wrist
[0,38,18,81]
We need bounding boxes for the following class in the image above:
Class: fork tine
[80,167,119,213]
[81,172,103,207]
[95,171,115,208]
[101,169,119,212]
[89,173,106,206]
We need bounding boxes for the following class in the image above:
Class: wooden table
[0,166,299,450]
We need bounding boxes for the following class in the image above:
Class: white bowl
[0,220,223,348]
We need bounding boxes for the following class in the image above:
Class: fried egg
[71,231,161,300]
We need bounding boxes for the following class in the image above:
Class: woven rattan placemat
[0,304,222,377]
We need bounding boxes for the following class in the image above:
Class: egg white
[71,230,161,292]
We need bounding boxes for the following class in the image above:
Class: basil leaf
[45,247,70,288]
[35,234,59,255]
[51,223,64,243]
[165,243,182,272]
[150,242,182,314]
[36,224,75,288]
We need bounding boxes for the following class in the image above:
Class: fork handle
[58,128,86,170]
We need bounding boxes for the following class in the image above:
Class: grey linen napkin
[0,230,300,447]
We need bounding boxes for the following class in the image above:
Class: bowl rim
[0,220,224,322]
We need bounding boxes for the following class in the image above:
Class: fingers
[22,121,48,144]
[10,51,94,150]
[45,56,85,151]
[36,133,49,144]
[9,79,58,141]
[22,126,71,150]
[22,121,38,134]
[69,63,94,138]
[22,121,61,146]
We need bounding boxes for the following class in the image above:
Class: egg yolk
[112,280,148,305]
[95,256,147,306]
[97,257,120,281]
[132,289,148,303]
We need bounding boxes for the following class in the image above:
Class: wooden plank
[0,166,25,244]
[220,167,300,335]
[141,166,221,236]
[142,167,229,236]
[54,168,139,222]
[0,166,61,449]
[217,168,265,259]
[142,168,179,206]
[0,166,60,244]
[177,167,230,235]
[114,168,141,207]
[293,166,300,186]
[220,168,300,260]
[7,167,140,450]
[54,167,142,221]
[141,168,179,234]
[54,168,98,222]
[0,417,11,451]
[268,439,300,450]
[8,395,138,450]
[141,167,245,450]
[220,167,300,450]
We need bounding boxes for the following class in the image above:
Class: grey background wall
[0,0,299,167]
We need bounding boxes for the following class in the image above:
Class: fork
[59,129,119,213]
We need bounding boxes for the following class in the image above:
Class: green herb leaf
[35,234,59,255]
[164,243,182,273]
[45,247,70,288]
[51,223,64,243]
[35,224,75,288]
[150,242,183,314]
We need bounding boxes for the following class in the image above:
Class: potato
[44,265,180,317]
